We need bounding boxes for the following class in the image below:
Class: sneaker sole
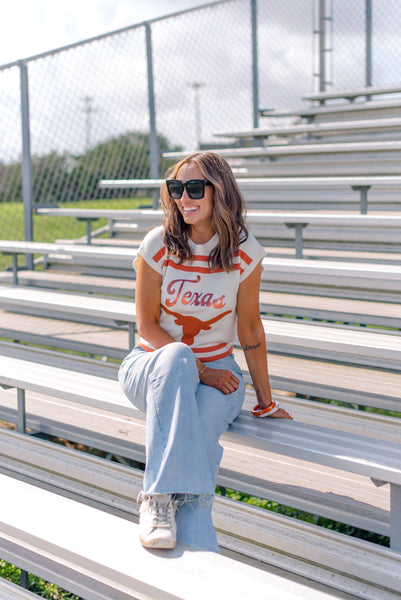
[139,534,177,550]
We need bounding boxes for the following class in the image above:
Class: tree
[68,131,179,201]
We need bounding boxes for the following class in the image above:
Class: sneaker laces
[138,493,176,529]
[150,497,173,529]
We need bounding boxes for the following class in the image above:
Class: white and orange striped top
[135,225,265,362]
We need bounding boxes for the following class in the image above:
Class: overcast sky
[0,0,214,65]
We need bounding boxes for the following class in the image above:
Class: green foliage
[0,162,22,203]
[0,561,82,599]
[215,487,390,547]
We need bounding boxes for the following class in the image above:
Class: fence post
[318,0,326,94]
[365,0,373,91]
[251,0,259,136]
[145,23,160,209]
[19,61,34,268]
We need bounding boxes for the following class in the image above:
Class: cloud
[0,0,212,65]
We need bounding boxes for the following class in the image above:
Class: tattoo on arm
[244,342,261,352]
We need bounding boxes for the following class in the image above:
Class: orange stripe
[137,343,154,352]
[192,342,228,353]
[235,248,252,265]
[192,254,210,262]
[152,247,166,263]
[163,259,243,274]
[199,347,234,362]
[138,342,233,362]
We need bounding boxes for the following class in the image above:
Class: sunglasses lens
[167,180,183,199]
[186,180,204,199]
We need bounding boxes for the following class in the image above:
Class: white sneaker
[138,493,177,549]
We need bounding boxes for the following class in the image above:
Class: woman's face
[174,162,214,235]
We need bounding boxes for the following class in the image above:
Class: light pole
[82,95,96,151]
[189,82,204,149]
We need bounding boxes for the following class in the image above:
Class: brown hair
[160,152,248,271]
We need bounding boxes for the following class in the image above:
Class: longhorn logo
[161,304,232,345]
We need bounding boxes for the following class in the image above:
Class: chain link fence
[330,0,401,90]
[0,0,400,256]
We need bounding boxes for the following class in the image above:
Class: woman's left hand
[269,407,293,419]
[200,366,240,395]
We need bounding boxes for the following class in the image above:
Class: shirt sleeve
[133,225,165,274]
[238,234,266,282]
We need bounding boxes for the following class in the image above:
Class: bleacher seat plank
[259,290,401,328]
[0,270,135,296]
[302,84,401,103]
[0,578,40,599]
[163,140,401,161]
[261,257,401,302]
[213,117,401,141]
[231,157,401,178]
[239,353,401,412]
[259,97,401,120]
[0,310,129,358]
[1,473,320,600]
[260,319,401,370]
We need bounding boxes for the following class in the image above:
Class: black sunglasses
[166,179,213,200]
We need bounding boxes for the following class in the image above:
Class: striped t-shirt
[135,225,265,362]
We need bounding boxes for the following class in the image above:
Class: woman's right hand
[200,366,240,395]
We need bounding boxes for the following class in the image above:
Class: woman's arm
[237,261,292,419]
[135,255,176,348]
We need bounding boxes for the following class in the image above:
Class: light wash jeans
[118,342,245,552]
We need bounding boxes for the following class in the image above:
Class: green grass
[0,198,152,272]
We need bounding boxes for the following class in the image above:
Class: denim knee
[158,342,195,372]
[149,342,197,388]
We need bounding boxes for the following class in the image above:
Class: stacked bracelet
[198,365,207,377]
[251,400,280,417]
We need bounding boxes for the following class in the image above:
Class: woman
[118,151,291,553]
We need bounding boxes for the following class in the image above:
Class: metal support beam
[390,483,401,552]
[351,185,370,214]
[12,254,19,285]
[19,61,34,269]
[128,323,136,350]
[20,569,29,589]
[145,23,160,209]
[86,220,92,244]
[17,388,26,434]
[76,217,99,244]
[285,223,308,259]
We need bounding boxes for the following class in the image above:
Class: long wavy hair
[160,152,248,272]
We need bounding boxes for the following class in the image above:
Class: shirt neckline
[189,233,219,251]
